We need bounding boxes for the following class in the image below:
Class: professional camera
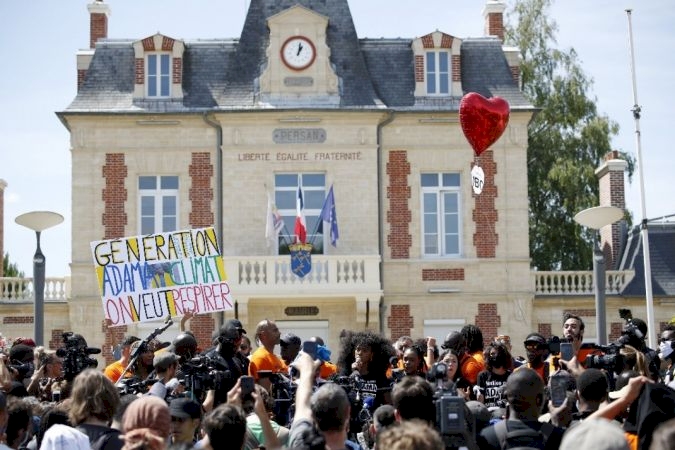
[427,362,476,450]
[56,332,100,381]
[180,354,232,398]
[116,377,159,396]
[585,309,642,373]
[261,371,297,427]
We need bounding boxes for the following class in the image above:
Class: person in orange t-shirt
[103,335,139,383]
[462,325,486,371]
[442,331,482,385]
[248,319,287,391]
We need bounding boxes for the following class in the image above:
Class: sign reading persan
[273,128,326,144]
[91,227,233,326]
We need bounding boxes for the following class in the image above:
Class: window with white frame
[147,53,171,97]
[139,176,178,235]
[421,173,461,256]
[275,173,326,254]
[426,51,450,95]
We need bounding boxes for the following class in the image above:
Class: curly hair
[483,341,513,371]
[461,325,485,354]
[337,331,396,378]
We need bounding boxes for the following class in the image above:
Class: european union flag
[319,185,339,247]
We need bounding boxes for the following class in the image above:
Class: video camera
[427,362,476,450]
[116,377,159,396]
[586,309,643,372]
[56,332,100,381]
[180,354,233,395]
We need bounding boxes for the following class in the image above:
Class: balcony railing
[223,254,382,295]
[534,270,635,296]
[0,277,68,302]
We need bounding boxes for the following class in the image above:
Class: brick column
[101,154,128,354]
[473,151,498,258]
[189,152,216,349]
[386,151,412,259]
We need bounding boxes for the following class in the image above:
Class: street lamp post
[15,211,64,347]
[574,206,624,345]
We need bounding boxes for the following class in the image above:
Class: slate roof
[617,222,675,296]
[63,0,532,113]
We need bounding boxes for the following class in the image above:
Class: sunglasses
[660,337,674,343]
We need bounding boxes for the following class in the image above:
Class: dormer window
[413,32,461,98]
[133,34,184,101]
[426,51,450,95]
[147,53,171,97]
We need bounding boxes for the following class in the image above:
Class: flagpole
[626,9,656,349]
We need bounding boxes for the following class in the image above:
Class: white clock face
[281,36,316,70]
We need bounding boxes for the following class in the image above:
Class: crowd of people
[0,312,674,450]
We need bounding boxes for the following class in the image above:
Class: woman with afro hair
[337,331,396,407]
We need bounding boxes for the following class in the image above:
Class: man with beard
[519,333,551,385]
[562,313,599,367]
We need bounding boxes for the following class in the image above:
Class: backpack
[494,419,555,450]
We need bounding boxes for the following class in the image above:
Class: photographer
[6,344,35,393]
[202,322,246,412]
[620,317,660,382]
[26,351,63,402]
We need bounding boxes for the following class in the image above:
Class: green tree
[506,0,634,270]
[3,252,24,278]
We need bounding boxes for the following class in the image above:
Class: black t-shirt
[476,370,510,408]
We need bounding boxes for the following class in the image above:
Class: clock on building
[281,36,316,71]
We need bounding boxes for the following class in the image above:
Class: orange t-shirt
[248,347,287,381]
[319,361,338,379]
[460,354,482,385]
[103,360,132,383]
[471,350,486,370]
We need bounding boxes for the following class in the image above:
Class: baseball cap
[224,319,247,334]
[560,419,628,450]
[524,333,546,346]
[122,335,140,347]
[280,333,301,347]
[153,352,179,371]
[169,397,202,420]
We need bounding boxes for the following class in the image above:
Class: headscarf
[122,396,170,450]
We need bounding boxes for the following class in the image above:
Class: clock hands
[297,42,303,56]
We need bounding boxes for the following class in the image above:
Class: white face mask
[659,341,674,359]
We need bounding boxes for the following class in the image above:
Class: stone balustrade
[534,270,635,296]
[0,277,68,302]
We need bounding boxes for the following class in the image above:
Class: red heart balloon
[459,92,510,157]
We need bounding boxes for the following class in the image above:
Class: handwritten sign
[91,227,233,326]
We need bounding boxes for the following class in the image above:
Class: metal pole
[593,236,607,345]
[626,9,656,348]
[33,231,46,347]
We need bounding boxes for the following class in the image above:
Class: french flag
[294,186,307,244]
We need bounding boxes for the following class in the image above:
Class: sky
[1,0,673,277]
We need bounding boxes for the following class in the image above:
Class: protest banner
[91,227,233,326]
